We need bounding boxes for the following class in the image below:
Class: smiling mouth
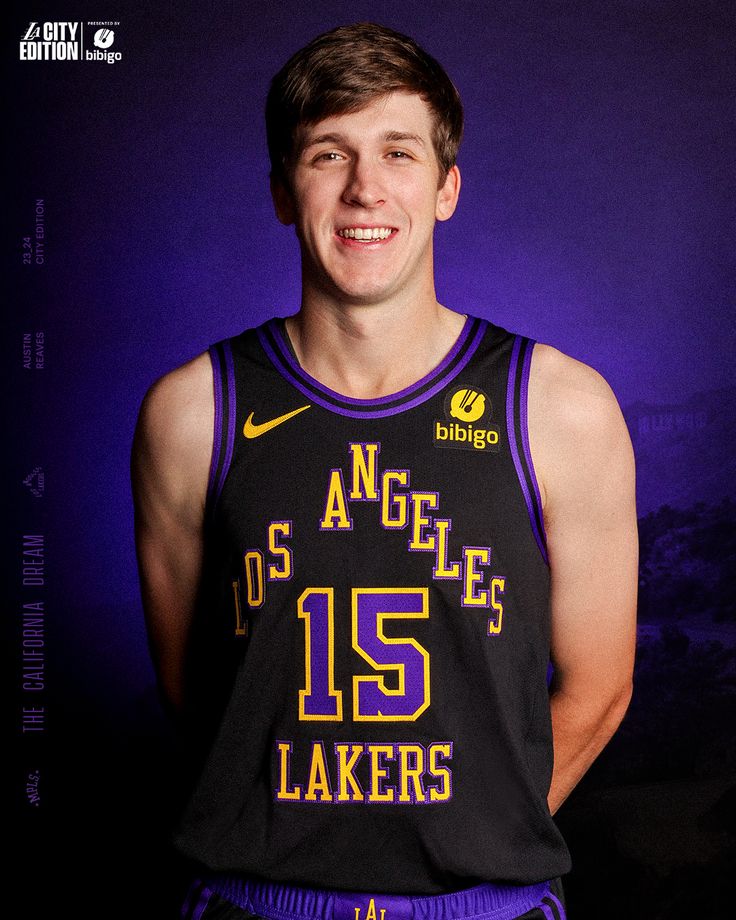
[336,227,396,241]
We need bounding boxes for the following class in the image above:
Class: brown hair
[266,22,464,186]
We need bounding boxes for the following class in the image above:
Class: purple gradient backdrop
[7,1,734,917]
[9,1,734,681]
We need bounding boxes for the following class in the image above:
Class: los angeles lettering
[320,442,507,616]
[274,739,453,804]
[236,443,506,633]
[240,520,293,609]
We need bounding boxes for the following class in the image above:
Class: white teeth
[337,227,393,240]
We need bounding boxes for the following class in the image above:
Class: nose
[341,156,386,208]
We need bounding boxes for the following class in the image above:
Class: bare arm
[529,345,638,814]
[131,352,213,716]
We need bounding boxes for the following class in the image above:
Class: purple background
[7,2,735,918]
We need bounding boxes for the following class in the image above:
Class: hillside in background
[638,500,735,626]
[623,387,736,516]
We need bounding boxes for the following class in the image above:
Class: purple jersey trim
[519,340,549,556]
[214,339,237,506]
[506,336,548,565]
[258,318,486,419]
[206,340,237,514]
[540,904,557,920]
[206,345,223,505]
[270,315,475,406]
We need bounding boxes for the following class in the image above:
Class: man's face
[273,91,460,308]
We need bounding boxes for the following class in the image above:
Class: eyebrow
[385,131,426,146]
[301,130,426,151]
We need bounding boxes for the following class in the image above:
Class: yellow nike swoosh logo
[243,404,311,439]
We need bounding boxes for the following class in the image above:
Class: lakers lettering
[236,438,508,811]
[274,739,453,804]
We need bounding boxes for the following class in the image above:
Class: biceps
[547,513,638,691]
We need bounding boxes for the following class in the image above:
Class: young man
[132,22,637,920]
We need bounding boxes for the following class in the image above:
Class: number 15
[298,587,430,723]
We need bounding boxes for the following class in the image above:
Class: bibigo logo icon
[449,387,486,423]
[434,384,500,452]
[93,28,115,49]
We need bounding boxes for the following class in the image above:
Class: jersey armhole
[205,339,236,521]
[506,335,549,565]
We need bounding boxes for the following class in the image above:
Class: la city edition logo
[20,22,122,63]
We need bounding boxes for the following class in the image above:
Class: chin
[336,286,396,306]
[320,278,385,304]
[334,272,402,302]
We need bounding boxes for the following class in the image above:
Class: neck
[285,298,466,400]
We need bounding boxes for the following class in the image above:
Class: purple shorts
[181,875,566,920]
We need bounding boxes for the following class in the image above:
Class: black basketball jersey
[173,314,571,893]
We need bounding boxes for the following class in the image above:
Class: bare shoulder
[529,343,622,426]
[527,343,635,513]
[132,351,214,515]
[135,351,213,448]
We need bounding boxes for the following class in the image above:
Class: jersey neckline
[256,314,488,419]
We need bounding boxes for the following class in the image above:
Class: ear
[435,165,461,222]
[270,175,295,226]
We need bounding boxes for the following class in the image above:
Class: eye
[387,150,412,159]
[315,151,343,162]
